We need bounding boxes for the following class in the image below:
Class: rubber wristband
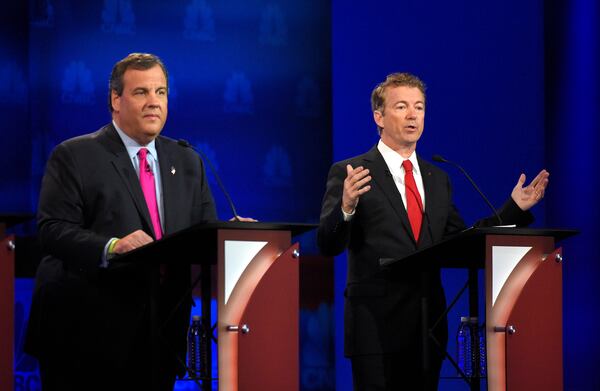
[108,238,119,254]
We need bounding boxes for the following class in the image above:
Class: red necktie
[402,160,423,241]
[138,148,163,240]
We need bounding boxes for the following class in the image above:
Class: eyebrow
[132,86,167,92]
[392,100,425,105]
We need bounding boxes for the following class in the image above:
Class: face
[111,65,168,145]
[373,86,425,151]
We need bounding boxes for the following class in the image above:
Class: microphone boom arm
[432,154,502,225]
[178,139,240,220]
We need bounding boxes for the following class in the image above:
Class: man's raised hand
[342,164,372,214]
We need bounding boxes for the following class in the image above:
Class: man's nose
[147,92,161,107]
[406,107,416,118]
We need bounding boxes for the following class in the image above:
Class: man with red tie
[317,73,549,390]
[25,53,218,390]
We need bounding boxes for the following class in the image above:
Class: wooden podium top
[0,214,34,227]
[380,226,579,269]
[114,221,317,266]
[0,214,34,238]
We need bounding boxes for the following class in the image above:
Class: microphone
[432,154,502,225]
[177,139,240,221]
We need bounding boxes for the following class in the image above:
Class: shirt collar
[377,139,420,176]
[112,120,158,161]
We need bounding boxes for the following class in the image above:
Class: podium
[0,214,33,391]
[381,227,577,391]
[117,221,315,391]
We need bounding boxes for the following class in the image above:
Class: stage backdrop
[545,0,600,390]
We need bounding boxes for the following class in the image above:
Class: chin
[144,126,163,135]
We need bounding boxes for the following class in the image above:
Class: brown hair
[371,72,426,133]
[108,53,168,112]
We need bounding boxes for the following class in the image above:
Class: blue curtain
[546,0,600,389]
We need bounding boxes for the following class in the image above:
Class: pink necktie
[402,160,423,241]
[138,148,163,240]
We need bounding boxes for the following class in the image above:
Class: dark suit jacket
[318,145,533,357]
[25,124,217,376]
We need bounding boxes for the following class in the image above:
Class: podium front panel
[217,229,297,391]
[237,243,299,390]
[0,235,15,391]
[485,235,559,391]
[505,247,563,390]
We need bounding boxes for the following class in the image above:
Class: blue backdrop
[331,0,598,390]
[2,0,332,223]
[2,0,599,390]
[545,1,600,390]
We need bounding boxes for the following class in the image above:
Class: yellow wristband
[108,238,119,254]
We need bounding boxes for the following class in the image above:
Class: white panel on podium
[491,246,531,306]
[224,240,267,305]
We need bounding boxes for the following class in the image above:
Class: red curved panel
[0,235,15,391]
[485,235,556,391]
[238,243,299,391]
[505,248,563,391]
[217,229,296,391]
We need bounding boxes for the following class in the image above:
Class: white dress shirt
[101,122,165,267]
[377,139,425,212]
[342,140,426,221]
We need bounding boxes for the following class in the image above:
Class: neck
[112,118,152,146]
[380,138,416,159]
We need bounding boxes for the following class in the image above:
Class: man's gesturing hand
[511,169,549,211]
[342,164,372,214]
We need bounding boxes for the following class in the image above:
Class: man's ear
[111,90,120,112]
[373,110,384,129]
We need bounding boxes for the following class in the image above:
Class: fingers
[528,169,549,188]
[346,165,370,184]
[529,170,549,200]
[534,178,548,200]
[230,216,258,222]
[514,170,549,208]
[113,229,154,254]
[342,164,372,213]
[354,173,372,190]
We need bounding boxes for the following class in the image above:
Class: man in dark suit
[25,53,220,390]
[317,73,549,390]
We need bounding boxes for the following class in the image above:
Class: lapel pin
[171,166,176,175]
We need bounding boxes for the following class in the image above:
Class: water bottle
[479,323,487,377]
[469,317,479,377]
[188,315,203,378]
[457,316,473,377]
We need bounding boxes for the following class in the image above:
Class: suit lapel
[363,146,416,243]
[98,124,155,236]
[419,157,435,214]
[418,157,437,245]
[155,138,177,235]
